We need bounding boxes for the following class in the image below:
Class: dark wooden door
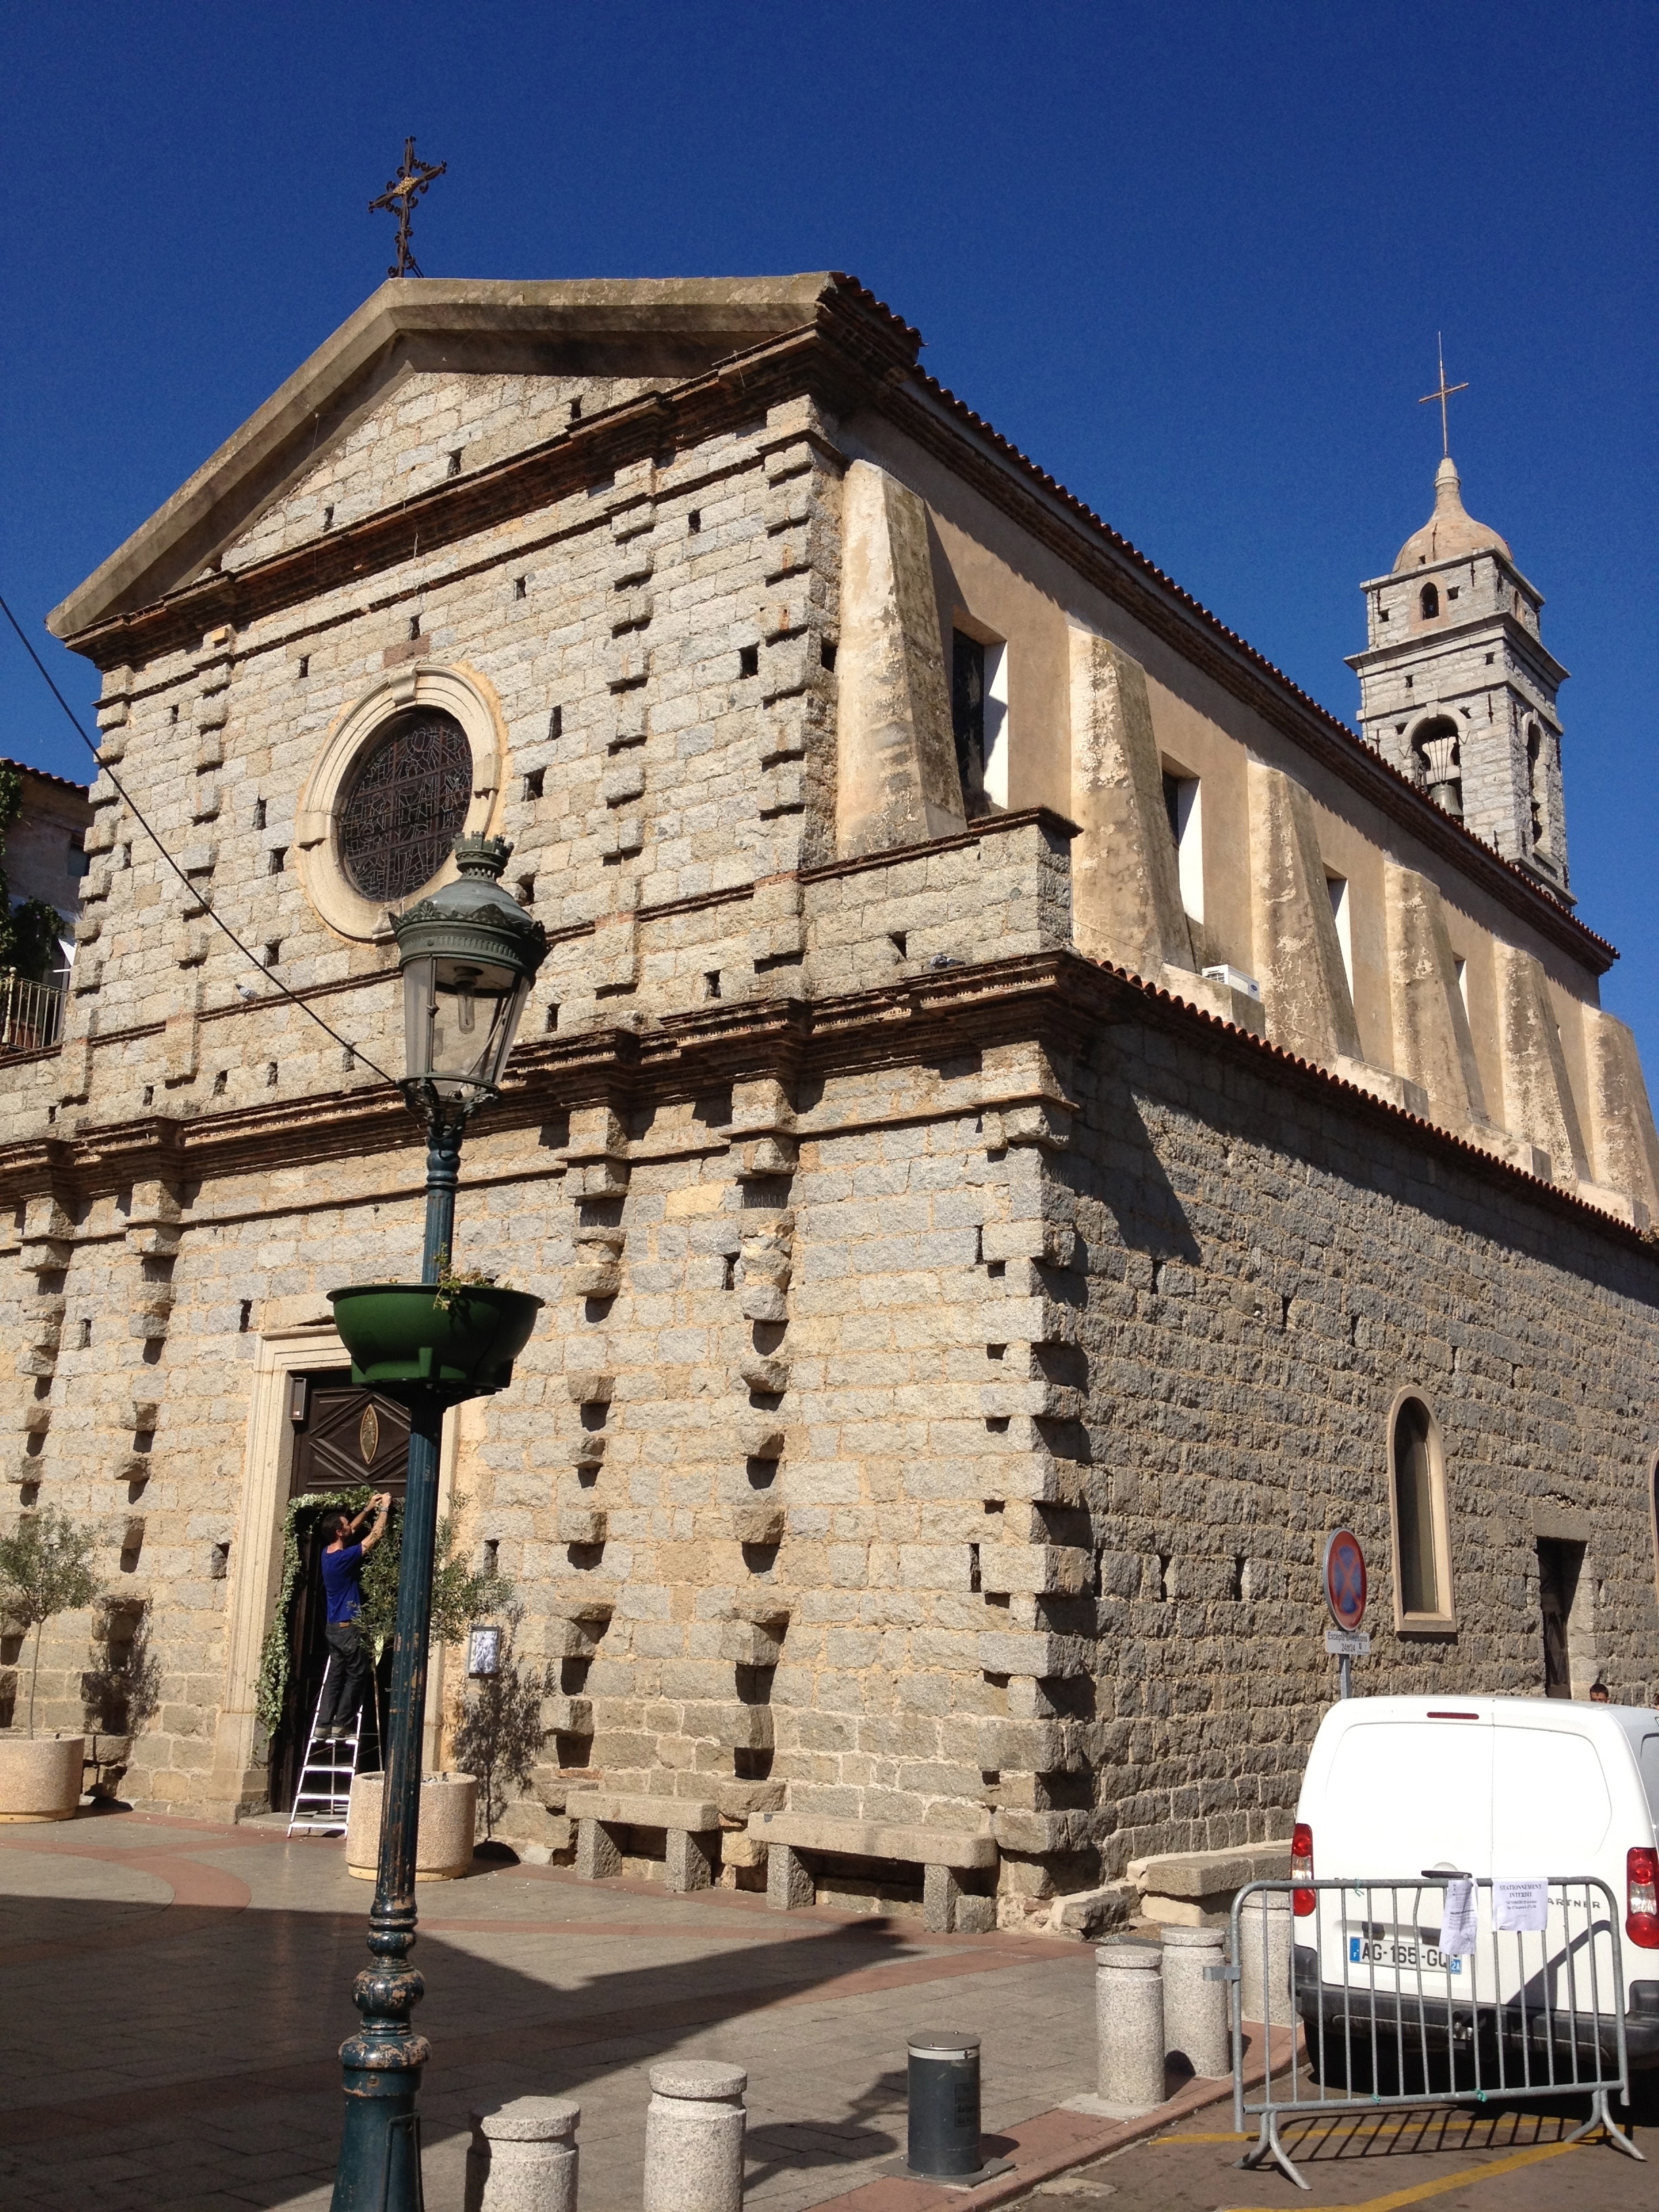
[1538,1538,1580,1700]
[269,1374,410,1810]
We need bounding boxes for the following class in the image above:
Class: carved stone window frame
[295,662,506,941]
[1385,1385,1457,1633]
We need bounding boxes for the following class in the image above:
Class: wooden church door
[270,1372,411,1810]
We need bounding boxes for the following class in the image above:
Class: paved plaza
[6,1808,1659,2212]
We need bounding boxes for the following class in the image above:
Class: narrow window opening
[1327,875,1353,993]
[515,876,535,909]
[968,1542,982,1594]
[252,798,266,830]
[1420,582,1440,618]
[1158,1553,1173,1601]
[1391,1395,1451,1622]
[209,1541,230,1579]
[514,575,527,600]
[212,1070,228,1096]
[549,705,563,743]
[120,842,132,869]
[1454,956,1469,1012]
[263,940,281,968]
[268,847,287,874]
[1484,652,1495,666]
[323,504,334,530]
[1231,1555,1247,1601]
[297,655,310,679]
[1446,585,1460,602]
[1162,770,1204,922]
[687,510,701,534]
[141,1086,153,1107]
[265,1062,279,1088]
[342,1046,356,1072]
[545,1002,560,1033]
[888,931,907,960]
[1538,1536,1586,1698]
[738,644,760,679]
[79,1318,93,1349]
[169,703,179,724]
[703,970,722,1000]
[821,636,838,672]
[1378,607,1391,622]
[951,632,1006,814]
[525,767,546,801]
[1526,722,1547,847]
[482,1538,500,1576]
[447,449,462,477]
[568,395,582,422]
[238,1299,252,1333]
[407,615,421,642]
[722,1254,737,1291]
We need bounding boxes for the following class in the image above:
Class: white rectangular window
[1162,771,1203,923]
[1327,874,1352,991]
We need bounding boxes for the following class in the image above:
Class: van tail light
[1292,1821,1315,1917]
[1628,1847,1659,1948]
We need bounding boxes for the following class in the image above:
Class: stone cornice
[3,942,1654,1265]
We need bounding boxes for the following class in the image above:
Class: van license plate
[1349,1933,1463,1975]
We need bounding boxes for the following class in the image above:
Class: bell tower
[1348,455,1570,895]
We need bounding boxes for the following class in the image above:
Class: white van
[1288,1696,1659,2069]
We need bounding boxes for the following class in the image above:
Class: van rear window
[1493,1729,1611,1864]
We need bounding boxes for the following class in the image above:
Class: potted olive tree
[0,1507,102,1820]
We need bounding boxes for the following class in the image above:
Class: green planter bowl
[328,1284,543,1398]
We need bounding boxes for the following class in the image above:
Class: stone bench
[566,1792,722,1893]
[746,1811,998,1933]
[1126,1840,1292,1926]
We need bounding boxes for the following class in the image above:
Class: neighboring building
[1,757,90,955]
[3,276,1657,1927]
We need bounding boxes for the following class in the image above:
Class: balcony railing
[0,970,66,1057]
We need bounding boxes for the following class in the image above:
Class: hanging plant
[254,1487,508,1737]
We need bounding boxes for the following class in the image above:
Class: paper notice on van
[1439,1878,1478,1955]
[1494,1878,1549,1932]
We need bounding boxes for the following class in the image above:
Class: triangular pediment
[48,274,861,640]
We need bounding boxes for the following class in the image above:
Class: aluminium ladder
[286,1672,382,1837]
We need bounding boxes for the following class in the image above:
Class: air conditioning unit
[1202,963,1263,1002]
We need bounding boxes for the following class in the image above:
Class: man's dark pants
[317,1621,371,1732]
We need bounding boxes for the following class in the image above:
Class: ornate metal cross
[369,138,447,279]
[1418,333,1469,458]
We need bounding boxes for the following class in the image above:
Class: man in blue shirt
[314,1492,391,1742]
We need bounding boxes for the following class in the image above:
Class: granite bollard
[1237,1888,1294,2027]
[642,2060,746,2212]
[1160,1924,1231,2078]
[1094,1938,1166,2116]
[464,2097,579,2212]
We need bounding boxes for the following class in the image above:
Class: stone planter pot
[0,1736,85,1822]
[347,1770,478,1881]
[328,1284,542,1398]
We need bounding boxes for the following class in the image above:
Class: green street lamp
[327,834,548,2212]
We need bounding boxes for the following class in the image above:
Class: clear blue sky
[4,3,1654,1045]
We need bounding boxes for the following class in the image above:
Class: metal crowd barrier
[1229,1875,1643,2189]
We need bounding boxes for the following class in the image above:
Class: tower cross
[1418,333,1469,457]
[369,137,447,279]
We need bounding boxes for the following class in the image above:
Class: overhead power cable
[0,588,398,1087]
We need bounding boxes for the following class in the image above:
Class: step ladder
[287,1673,382,1837]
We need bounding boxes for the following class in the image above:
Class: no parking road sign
[1322,1528,1367,1631]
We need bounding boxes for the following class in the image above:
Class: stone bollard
[1161,1925,1231,2079]
[1094,1938,1166,2117]
[1237,1888,1294,2028]
[464,2097,579,2212]
[642,2060,747,2212]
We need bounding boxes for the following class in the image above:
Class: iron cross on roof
[1419,333,1469,458]
[369,137,447,279]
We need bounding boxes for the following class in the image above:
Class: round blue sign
[1322,1529,1367,1632]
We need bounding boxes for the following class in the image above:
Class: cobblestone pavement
[0,1807,1108,2211]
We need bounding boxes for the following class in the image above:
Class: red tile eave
[1,754,90,799]
[1094,949,1656,1252]
[894,362,1617,970]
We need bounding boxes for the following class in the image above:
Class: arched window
[1389,1393,1455,1627]
[1410,716,1463,821]
[1420,581,1440,619]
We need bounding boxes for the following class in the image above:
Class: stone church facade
[5,274,1659,1925]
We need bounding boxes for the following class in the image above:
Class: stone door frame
[208,1319,458,1817]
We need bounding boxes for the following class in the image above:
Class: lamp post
[329,834,547,2212]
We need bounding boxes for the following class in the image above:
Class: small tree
[0,1508,102,1737]
[449,1601,545,1840]
[0,764,70,984]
